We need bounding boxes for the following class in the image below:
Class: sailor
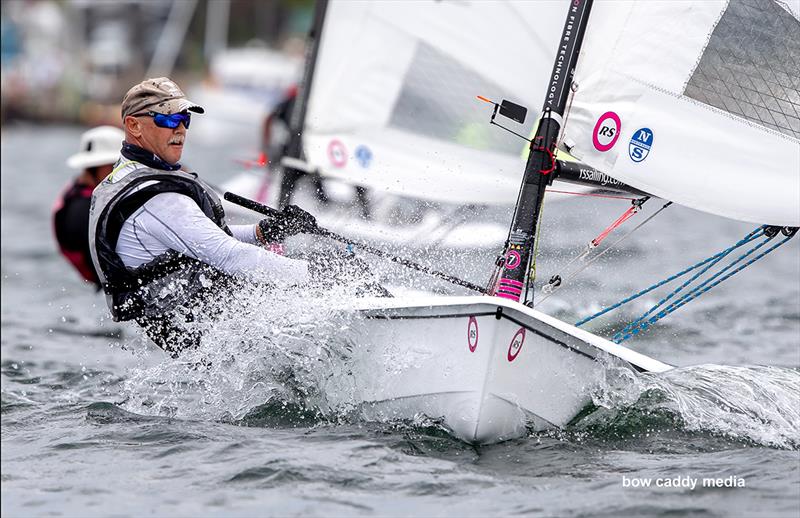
[267,85,372,219]
[54,125,125,289]
[266,85,328,209]
[89,77,316,356]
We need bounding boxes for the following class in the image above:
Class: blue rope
[613,231,795,343]
[575,226,765,328]
[612,227,767,341]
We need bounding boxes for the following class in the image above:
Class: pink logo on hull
[467,316,479,352]
[507,328,526,362]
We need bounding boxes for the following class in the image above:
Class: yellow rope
[528,191,546,285]
[107,160,136,181]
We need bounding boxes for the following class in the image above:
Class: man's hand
[281,204,317,235]
[257,204,317,244]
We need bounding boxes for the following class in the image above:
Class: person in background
[53,125,125,289]
[89,77,317,356]
[264,85,330,209]
[265,85,372,219]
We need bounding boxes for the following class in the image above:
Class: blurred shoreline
[1,0,312,128]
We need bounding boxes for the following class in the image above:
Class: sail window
[389,42,536,154]
[684,0,800,139]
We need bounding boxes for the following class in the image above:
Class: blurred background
[1,0,313,128]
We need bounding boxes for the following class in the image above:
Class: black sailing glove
[281,204,318,234]
[257,204,317,243]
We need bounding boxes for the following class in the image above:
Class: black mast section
[280,0,328,208]
[490,0,594,304]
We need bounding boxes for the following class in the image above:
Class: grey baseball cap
[121,77,205,119]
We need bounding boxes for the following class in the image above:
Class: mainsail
[301,0,571,205]
[562,0,800,226]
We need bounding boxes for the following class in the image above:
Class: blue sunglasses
[137,111,191,129]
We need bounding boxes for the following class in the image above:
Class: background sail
[302,0,570,205]
[563,0,800,226]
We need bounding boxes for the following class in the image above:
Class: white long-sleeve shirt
[115,192,309,286]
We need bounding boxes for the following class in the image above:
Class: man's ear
[124,115,142,137]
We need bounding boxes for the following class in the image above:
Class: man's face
[127,112,187,165]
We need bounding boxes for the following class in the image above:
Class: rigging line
[542,201,646,295]
[591,203,641,247]
[575,225,765,327]
[533,201,673,308]
[650,232,795,322]
[556,80,578,149]
[489,120,533,143]
[614,230,795,343]
[409,203,472,243]
[427,204,485,250]
[642,234,773,319]
[613,228,767,339]
[524,194,547,304]
[613,226,767,338]
[545,189,638,201]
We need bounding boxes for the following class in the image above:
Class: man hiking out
[89,77,317,356]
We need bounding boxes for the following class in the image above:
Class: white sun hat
[66,126,125,170]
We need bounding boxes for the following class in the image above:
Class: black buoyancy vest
[89,163,232,321]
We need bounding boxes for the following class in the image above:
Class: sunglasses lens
[152,113,191,129]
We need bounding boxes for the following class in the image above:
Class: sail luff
[491,0,595,304]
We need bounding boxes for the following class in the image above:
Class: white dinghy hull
[332,296,671,444]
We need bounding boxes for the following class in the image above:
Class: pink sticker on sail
[592,111,621,152]
[327,139,347,168]
[467,316,479,352]
[507,327,526,362]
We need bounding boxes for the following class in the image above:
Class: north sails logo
[629,127,654,163]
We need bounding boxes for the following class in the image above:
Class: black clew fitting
[781,227,798,237]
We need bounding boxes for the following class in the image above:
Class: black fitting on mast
[489,0,595,305]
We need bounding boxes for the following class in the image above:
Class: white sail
[563,0,800,226]
[303,0,571,205]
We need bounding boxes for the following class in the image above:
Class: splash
[117,266,799,450]
[118,270,377,424]
[587,362,800,450]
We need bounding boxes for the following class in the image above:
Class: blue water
[2,124,799,517]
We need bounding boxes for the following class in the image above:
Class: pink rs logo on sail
[592,111,621,152]
[507,327,526,362]
[467,316,479,352]
[327,139,347,168]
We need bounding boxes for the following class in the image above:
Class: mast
[280,0,328,208]
[491,0,594,304]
